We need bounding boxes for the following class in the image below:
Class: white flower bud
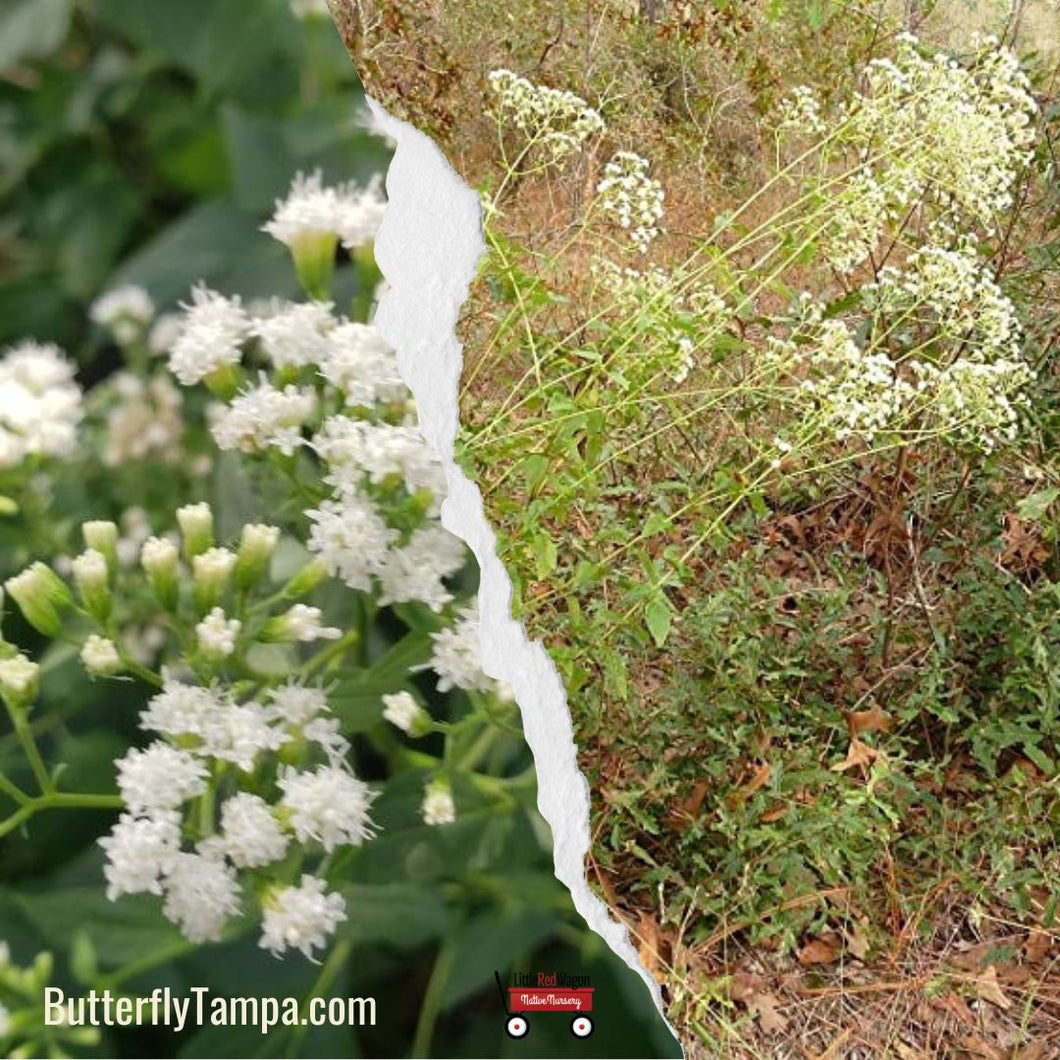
[82,520,119,572]
[141,536,180,610]
[72,549,110,620]
[4,563,73,637]
[80,635,123,677]
[0,653,40,707]
[381,691,427,736]
[195,607,241,660]
[176,502,214,559]
[234,523,279,589]
[192,547,236,612]
[421,778,455,826]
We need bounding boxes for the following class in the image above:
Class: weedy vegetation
[337,0,1060,1054]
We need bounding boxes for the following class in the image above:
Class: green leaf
[1016,488,1059,523]
[530,532,557,579]
[337,883,454,948]
[645,597,672,648]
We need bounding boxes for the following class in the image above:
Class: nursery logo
[494,970,595,1040]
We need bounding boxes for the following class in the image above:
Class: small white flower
[268,682,329,726]
[0,340,82,468]
[274,604,342,642]
[305,492,395,592]
[98,811,181,900]
[90,285,155,344]
[428,605,494,694]
[115,742,207,815]
[220,792,288,868]
[381,691,423,734]
[421,780,455,826]
[0,654,40,702]
[81,634,122,676]
[196,607,241,659]
[260,874,346,960]
[169,284,249,385]
[162,851,241,943]
[278,765,375,851]
[320,322,406,408]
[263,170,383,251]
[211,376,315,455]
[252,300,335,369]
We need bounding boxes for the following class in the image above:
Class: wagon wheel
[505,1014,529,1038]
[570,1015,593,1038]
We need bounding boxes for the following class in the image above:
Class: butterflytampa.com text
[44,987,376,1035]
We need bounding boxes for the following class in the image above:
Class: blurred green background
[0,1,680,1055]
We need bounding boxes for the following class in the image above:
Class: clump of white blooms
[0,167,521,970]
[102,372,184,467]
[488,68,605,165]
[596,151,665,253]
[262,170,386,253]
[210,376,316,455]
[100,665,365,955]
[0,341,83,469]
[765,234,1033,452]
[169,285,250,386]
[780,36,1037,273]
[592,260,727,385]
[427,605,504,696]
[195,607,241,659]
[90,285,155,345]
[260,875,347,960]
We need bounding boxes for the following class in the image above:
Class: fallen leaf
[975,965,1012,1010]
[798,933,842,966]
[832,738,879,773]
[843,704,895,736]
[748,991,788,1034]
[665,779,709,830]
[728,970,767,1003]
[1025,929,1054,964]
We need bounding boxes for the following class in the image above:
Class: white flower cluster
[592,260,727,384]
[0,340,83,469]
[90,285,155,346]
[103,372,184,467]
[169,285,250,386]
[487,68,605,164]
[768,237,1033,450]
[210,375,316,455]
[262,169,386,253]
[168,232,465,615]
[596,151,665,253]
[784,36,1037,272]
[100,675,366,957]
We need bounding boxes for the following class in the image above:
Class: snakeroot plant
[0,172,522,973]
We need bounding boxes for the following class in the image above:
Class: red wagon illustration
[495,972,594,1039]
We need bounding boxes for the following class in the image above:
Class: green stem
[411,939,455,1059]
[14,716,53,795]
[0,791,123,839]
[285,939,352,1058]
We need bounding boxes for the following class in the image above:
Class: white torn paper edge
[367,97,679,1049]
